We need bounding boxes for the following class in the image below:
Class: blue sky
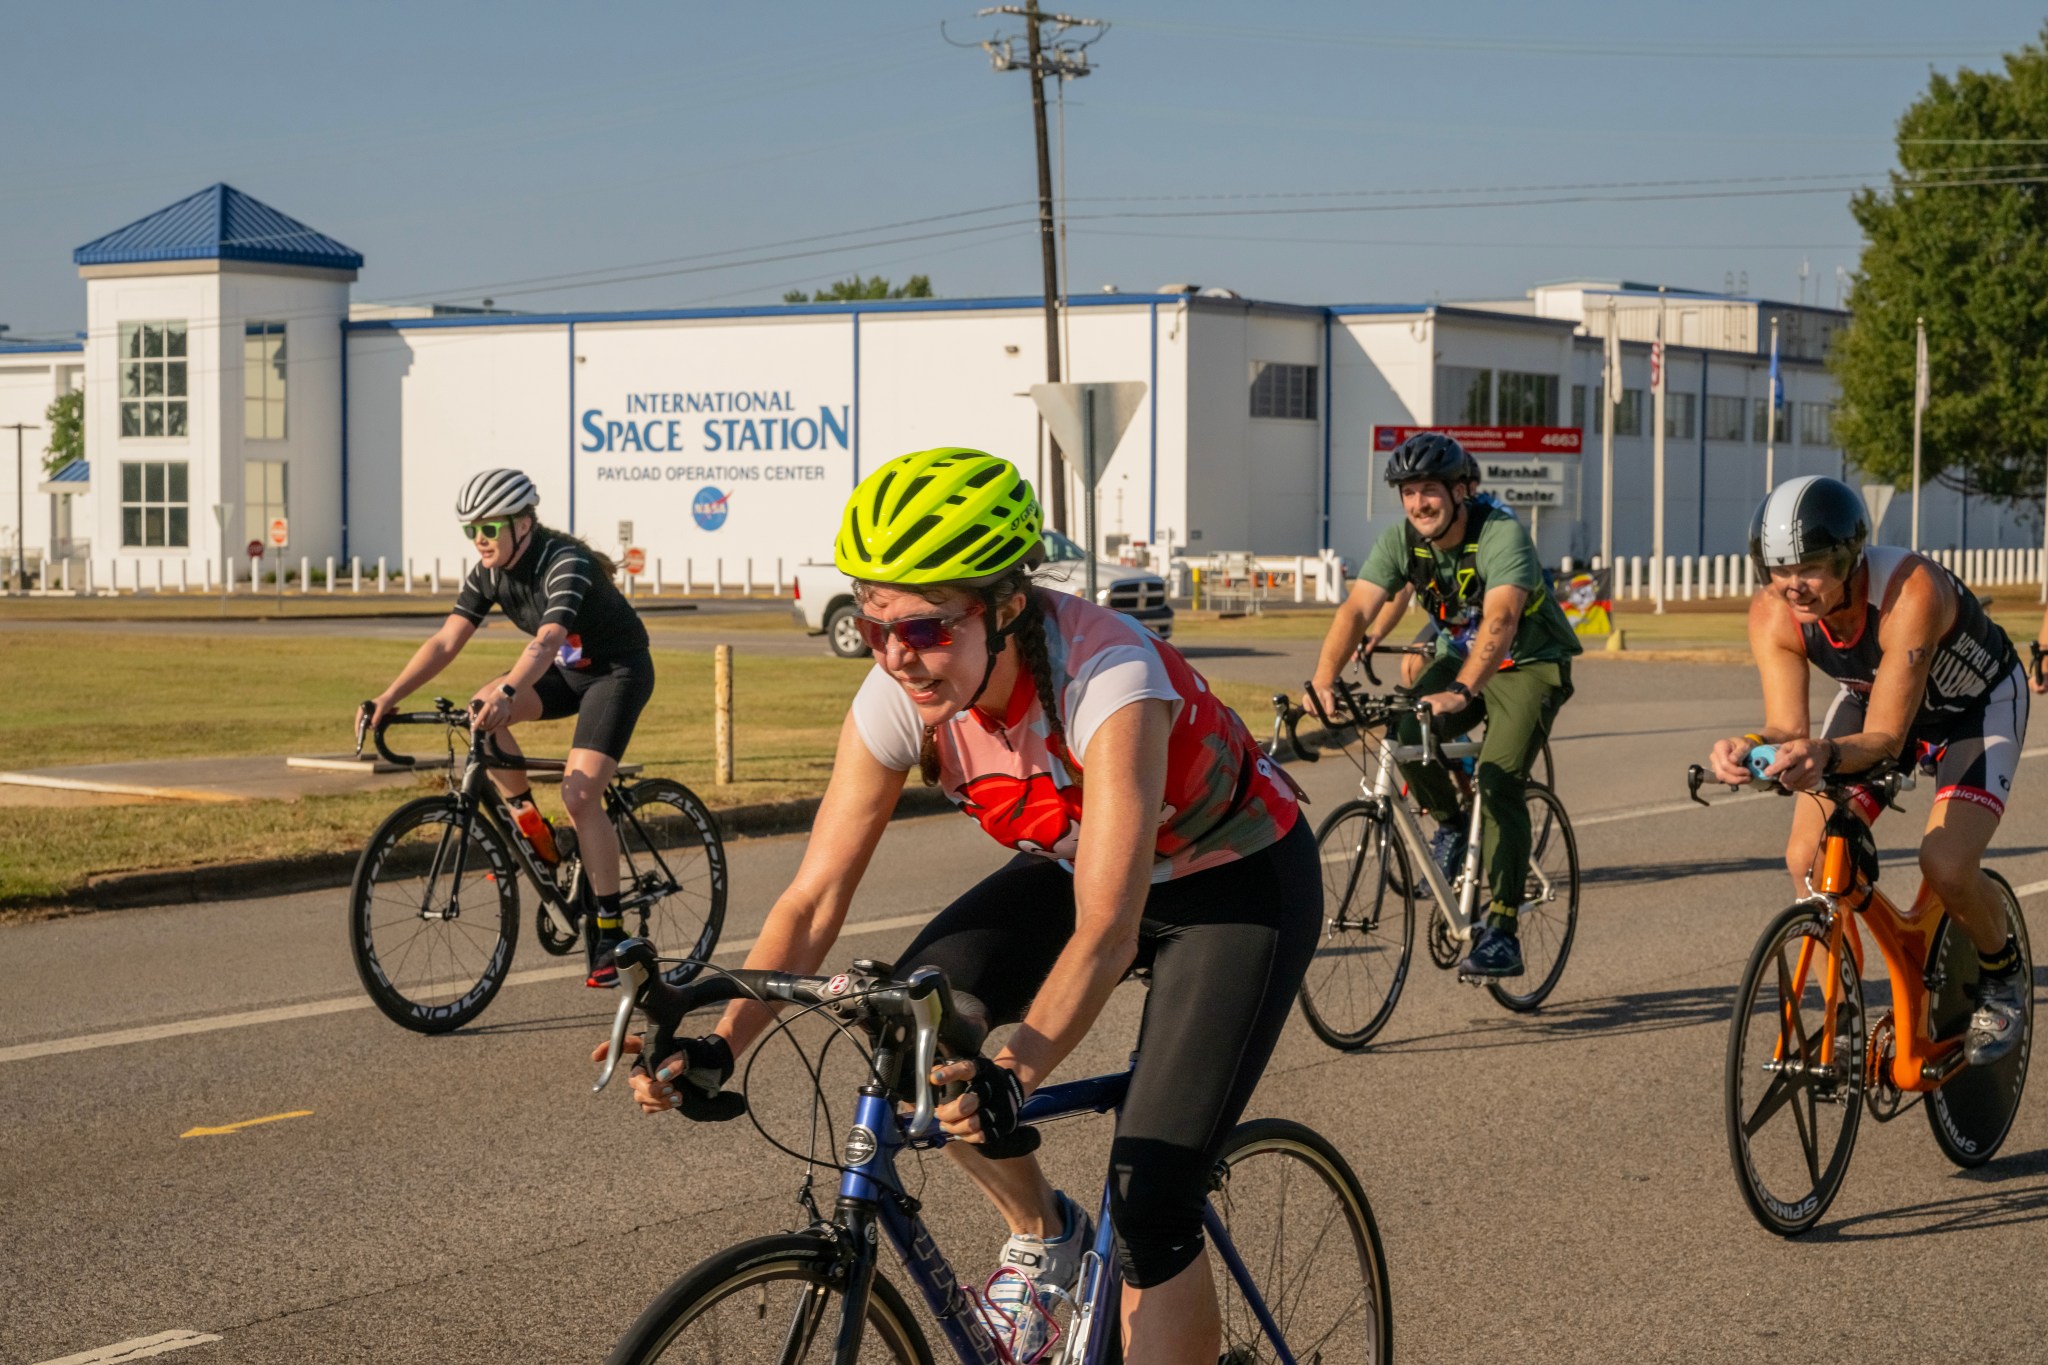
[3,1,2040,338]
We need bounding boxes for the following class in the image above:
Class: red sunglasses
[854,601,984,652]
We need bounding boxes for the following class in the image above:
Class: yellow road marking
[179,1109,313,1138]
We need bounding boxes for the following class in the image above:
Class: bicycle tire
[1211,1117,1393,1364]
[1926,869,2034,1168]
[605,1232,932,1365]
[612,778,728,987]
[348,795,519,1034]
[1725,903,1865,1236]
[1299,800,1416,1050]
[1487,783,1579,1012]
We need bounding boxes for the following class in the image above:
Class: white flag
[1604,320,1623,405]
[1914,320,1929,415]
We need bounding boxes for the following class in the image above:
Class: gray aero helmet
[455,468,539,521]
[1747,475,1870,580]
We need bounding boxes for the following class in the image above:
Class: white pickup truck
[793,529,1175,657]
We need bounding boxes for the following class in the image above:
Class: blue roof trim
[47,460,89,484]
[75,183,363,270]
[0,341,83,355]
[345,292,1198,332]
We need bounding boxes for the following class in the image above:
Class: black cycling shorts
[531,650,655,761]
[1821,661,2029,819]
[896,813,1318,1289]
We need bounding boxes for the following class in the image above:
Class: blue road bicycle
[594,940,1392,1364]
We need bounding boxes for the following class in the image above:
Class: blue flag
[1768,331,1783,412]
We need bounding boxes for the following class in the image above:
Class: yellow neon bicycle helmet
[835,448,1042,584]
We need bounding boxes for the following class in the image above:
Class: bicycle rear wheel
[1210,1117,1392,1364]
[1488,783,1579,1012]
[611,778,727,986]
[348,796,519,1034]
[1299,800,1416,1050]
[605,1233,931,1365]
[1725,904,1865,1236]
[1926,870,2034,1167]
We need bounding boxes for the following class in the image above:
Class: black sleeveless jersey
[1799,546,2017,721]
[452,530,649,670]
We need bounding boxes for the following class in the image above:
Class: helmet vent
[885,514,944,564]
[891,475,935,522]
[964,464,1003,488]
[917,527,987,571]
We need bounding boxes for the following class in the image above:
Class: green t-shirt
[1358,506,1582,667]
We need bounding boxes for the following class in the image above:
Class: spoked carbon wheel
[611,778,727,987]
[348,796,519,1034]
[1209,1117,1392,1364]
[1487,783,1579,1012]
[1725,904,1866,1236]
[605,1233,931,1365]
[1299,801,1416,1050]
[1927,870,2034,1167]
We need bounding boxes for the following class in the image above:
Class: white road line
[1574,800,1713,827]
[33,1330,222,1365]
[0,911,937,1068]
[2010,879,2048,899]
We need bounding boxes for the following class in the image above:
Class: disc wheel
[1926,870,2034,1167]
[1299,801,1416,1050]
[1487,783,1579,1012]
[605,1233,931,1364]
[611,779,728,986]
[1210,1117,1393,1364]
[348,796,519,1034]
[1725,904,1865,1236]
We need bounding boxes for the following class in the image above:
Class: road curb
[63,786,958,914]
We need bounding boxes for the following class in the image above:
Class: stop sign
[622,547,647,576]
[245,540,264,559]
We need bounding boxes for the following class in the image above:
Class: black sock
[1979,936,2020,977]
[595,891,624,939]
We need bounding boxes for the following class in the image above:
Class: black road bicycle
[347,698,726,1033]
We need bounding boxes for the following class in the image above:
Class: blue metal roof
[75,184,363,271]
[0,340,83,354]
[46,460,89,484]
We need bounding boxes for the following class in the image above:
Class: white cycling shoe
[977,1190,1092,1364]
[1967,966,2028,1066]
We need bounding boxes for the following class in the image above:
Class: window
[1665,392,1697,440]
[1799,401,1834,447]
[119,321,189,438]
[121,460,189,547]
[1249,361,1318,420]
[244,460,288,549]
[1571,384,1587,429]
[1497,371,1559,425]
[1436,366,1492,424]
[245,321,287,439]
[1593,385,1645,437]
[1752,398,1785,444]
[1706,395,1746,441]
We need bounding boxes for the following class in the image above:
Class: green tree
[782,274,934,304]
[42,389,82,476]
[1832,31,2048,502]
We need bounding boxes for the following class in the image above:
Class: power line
[1112,18,2007,61]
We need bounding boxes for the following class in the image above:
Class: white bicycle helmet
[455,468,539,521]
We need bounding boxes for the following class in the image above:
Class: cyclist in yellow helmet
[600,448,1315,1363]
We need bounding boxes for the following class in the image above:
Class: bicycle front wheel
[1725,904,1865,1236]
[606,1233,931,1365]
[348,796,519,1034]
[1926,869,2034,1167]
[612,778,728,986]
[1488,783,1579,1012]
[1299,800,1416,1050]
[1210,1117,1392,1364]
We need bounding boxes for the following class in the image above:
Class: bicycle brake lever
[1685,764,1712,807]
[594,950,653,1093]
[354,702,373,760]
[904,980,947,1139]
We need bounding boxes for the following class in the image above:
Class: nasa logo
[693,486,731,531]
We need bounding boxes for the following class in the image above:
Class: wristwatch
[498,683,517,700]
[1445,680,1474,701]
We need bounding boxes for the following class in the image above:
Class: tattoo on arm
[1906,646,1927,666]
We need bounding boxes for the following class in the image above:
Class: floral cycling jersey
[851,592,1300,881]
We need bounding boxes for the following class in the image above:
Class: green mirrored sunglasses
[461,520,508,540]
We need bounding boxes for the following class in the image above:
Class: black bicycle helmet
[1748,475,1870,580]
[1383,431,1470,488]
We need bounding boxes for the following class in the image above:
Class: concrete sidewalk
[0,756,432,804]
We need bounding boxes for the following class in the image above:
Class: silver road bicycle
[1272,672,1579,1049]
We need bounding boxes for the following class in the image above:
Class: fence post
[715,558,724,597]
[1293,556,1306,603]
[652,558,662,595]
[377,556,387,593]
[301,555,310,593]
[352,556,361,593]
[431,558,440,595]
[405,557,415,593]
[1561,556,1575,574]
[714,644,735,786]
[776,557,785,595]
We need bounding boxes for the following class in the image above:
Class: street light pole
[3,422,39,591]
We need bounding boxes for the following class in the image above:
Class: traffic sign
[246,539,264,560]
[1030,382,1148,489]
[622,546,646,576]
[1372,425,1582,455]
[268,517,289,548]
[1861,483,1897,539]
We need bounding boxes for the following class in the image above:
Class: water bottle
[1746,744,1778,783]
[512,800,559,865]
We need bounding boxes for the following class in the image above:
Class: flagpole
[1764,315,1779,492]
[1911,316,1926,552]
[1652,287,1668,616]
[1601,296,1617,569]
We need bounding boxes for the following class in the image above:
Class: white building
[2,185,2031,589]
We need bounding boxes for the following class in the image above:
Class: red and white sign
[268,517,290,548]
[622,546,646,576]
[245,539,264,560]
[1371,425,1582,456]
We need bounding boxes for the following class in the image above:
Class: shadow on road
[1174,645,1284,660]
[1300,979,1738,1063]
[1809,1152,2048,1242]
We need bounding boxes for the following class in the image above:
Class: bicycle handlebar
[1302,676,1441,767]
[1356,641,1431,689]
[595,940,992,1139]
[354,698,468,767]
[1685,743,1913,809]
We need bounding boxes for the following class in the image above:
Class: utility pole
[974,4,1105,534]
[1652,289,1667,616]
[1599,297,1618,569]
[1912,316,1927,553]
[3,423,38,591]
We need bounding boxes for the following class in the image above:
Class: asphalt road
[7,660,2048,1364]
